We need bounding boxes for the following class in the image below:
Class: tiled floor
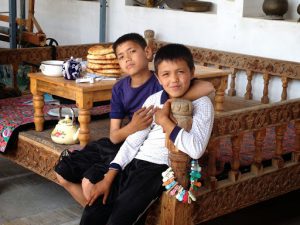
[1,157,300,225]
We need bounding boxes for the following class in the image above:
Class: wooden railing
[207,98,300,187]
[145,29,300,104]
[159,97,300,225]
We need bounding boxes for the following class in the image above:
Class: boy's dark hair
[154,44,195,73]
[113,33,147,54]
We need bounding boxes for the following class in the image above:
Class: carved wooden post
[244,70,253,100]
[272,124,286,169]
[293,120,300,162]
[144,29,156,62]
[206,139,218,190]
[251,128,266,175]
[227,68,237,97]
[160,99,193,225]
[228,134,243,182]
[281,76,289,101]
[261,73,270,104]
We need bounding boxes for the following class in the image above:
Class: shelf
[125,2,217,15]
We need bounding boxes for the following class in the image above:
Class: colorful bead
[182,191,189,203]
[165,180,177,190]
[169,185,180,196]
[176,189,185,201]
[188,191,196,201]
[162,159,202,204]
[163,178,175,186]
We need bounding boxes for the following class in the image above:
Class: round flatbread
[87,58,119,65]
[88,45,114,55]
[88,62,120,70]
[93,68,123,74]
[86,68,122,76]
[87,62,120,69]
[87,53,116,60]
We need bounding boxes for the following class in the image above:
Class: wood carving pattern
[212,100,300,137]
[192,164,300,224]
[56,43,103,60]
[0,47,52,65]
[3,137,59,183]
[156,41,300,79]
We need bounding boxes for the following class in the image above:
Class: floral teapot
[62,56,81,80]
[51,107,79,145]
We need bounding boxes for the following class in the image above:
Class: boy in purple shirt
[54,33,214,209]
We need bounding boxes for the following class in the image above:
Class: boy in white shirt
[80,43,214,225]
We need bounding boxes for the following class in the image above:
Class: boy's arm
[111,125,151,170]
[155,97,214,159]
[109,106,155,144]
[182,80,215,101]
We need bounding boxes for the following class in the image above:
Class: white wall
[1,0,300,101]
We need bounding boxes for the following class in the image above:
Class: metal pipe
[20,0,25,21]
[99,0,106,43]
[9,0,17,48]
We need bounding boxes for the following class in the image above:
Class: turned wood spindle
[251,129,266,175]
[293,120,300,162]
[161,99,193,225]
[33,94,45,131]
[229,134,242,182]
[78,109,91,147]
[244,70,253,100]
[272,124,286,169]
[281,76,289,101]
[261,73,270,104]
[228,68,237,97]
[206,139,218,190]
[144,29,156,61]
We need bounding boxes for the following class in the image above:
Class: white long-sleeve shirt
[111,90,214,170]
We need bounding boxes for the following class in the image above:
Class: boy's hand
[130,106,156,132]
[155,100,177,134]
[87,179,111,206]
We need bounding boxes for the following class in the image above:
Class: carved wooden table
[29,72,116,146]
[29,67,228,146]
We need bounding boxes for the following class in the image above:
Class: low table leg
[33,94,45,131]
[78,108,91,146]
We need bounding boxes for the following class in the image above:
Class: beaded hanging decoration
[161,159,202,204]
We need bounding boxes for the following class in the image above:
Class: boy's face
[115,40,152,76]
[156,59,194,98]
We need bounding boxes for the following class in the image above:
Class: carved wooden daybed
[1,30,300,225]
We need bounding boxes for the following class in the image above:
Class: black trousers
[54,137,122,184]
[80,159,168,225]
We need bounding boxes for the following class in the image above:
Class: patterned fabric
[0,95,110,153]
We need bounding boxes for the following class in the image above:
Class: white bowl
[40,60,64,76]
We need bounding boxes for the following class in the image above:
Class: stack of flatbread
[86,45,123,77]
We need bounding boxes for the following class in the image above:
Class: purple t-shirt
[110,72,162,120]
